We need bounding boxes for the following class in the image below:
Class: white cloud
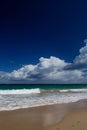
[74,39,87,64]
[0,41,87,84]
[39,56,67,69]
[10,65,37,80]
[2,56,83,83]
[8,56,69,82]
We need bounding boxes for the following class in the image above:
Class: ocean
[0,84,87,111]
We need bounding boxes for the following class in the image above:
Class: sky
[0,0,87,83]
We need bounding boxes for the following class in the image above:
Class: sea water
[0,84,87,111]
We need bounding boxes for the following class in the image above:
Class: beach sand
[0,100,87,130]
[47,109,87,130]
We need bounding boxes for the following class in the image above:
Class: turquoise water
[0,84,87,90]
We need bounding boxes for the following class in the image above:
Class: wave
[0,88,87,111]
[0,88,40,95]
[59,89,87,93]
[0,88,87,95]
[40,88,87,93]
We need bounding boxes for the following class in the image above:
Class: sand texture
[47,109,87,130]
[0,99,87,130]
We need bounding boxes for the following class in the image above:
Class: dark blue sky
[0,0,87,72]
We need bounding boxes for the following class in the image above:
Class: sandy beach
[47,109,87,130]
[0,99,87,130]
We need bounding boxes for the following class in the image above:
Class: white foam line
[0,88,40,95]
[59,89,87,92]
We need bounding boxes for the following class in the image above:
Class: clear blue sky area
[0,0,87,72]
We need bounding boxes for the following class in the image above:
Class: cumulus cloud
[7,56,70,83]
[74,40,87,65]
[1,41,87,84]
[65,39,87,71]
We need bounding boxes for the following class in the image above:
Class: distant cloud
[65,39,87,70]
[74,39,87,64]
[0,41,87,84]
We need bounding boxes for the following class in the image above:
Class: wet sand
[0,99,87,130]
[47,109,87,130]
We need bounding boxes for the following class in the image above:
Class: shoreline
[0,98,87,112]
[0,99,87,130]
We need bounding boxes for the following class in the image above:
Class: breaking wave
[0,88,40,95]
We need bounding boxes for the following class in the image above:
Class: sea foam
[0,88,40,95]
[0,88,87,111]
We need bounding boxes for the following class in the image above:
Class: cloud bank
[1,40,87,84]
